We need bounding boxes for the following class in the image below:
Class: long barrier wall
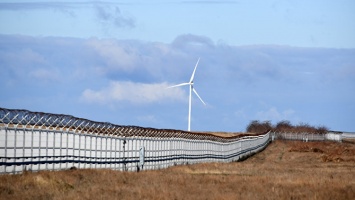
[271,131,343,142]
[0,108,270,174]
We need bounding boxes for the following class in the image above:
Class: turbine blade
[192,87,206,105]
[189,57,200,83]
[167,82,190,88]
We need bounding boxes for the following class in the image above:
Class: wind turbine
[168,58,206,131]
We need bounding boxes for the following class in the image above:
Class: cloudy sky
[1,0,354,132]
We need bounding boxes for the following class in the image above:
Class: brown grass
[198,131,256,137]
[1,140,354,200]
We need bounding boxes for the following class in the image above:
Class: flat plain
[0,140,354,200]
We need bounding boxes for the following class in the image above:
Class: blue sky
[1,0,355,132]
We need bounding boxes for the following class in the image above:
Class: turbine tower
[169,58,206,131]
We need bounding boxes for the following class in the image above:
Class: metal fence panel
[0,108,271,174]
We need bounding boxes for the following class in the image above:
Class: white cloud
[29,68,60,81]
[1,34,355,131]
[95,5,135,29]
[256,107,295,122]
[85,38,139,71]
[81,81,186,105]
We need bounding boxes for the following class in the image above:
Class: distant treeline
[246,120,329,134]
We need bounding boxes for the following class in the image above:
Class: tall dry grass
[1,140,354,200]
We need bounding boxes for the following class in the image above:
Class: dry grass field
[0,140,354,200]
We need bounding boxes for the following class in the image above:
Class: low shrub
[246,120,329,134]
[246,120,272,134]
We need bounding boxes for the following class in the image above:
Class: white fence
[271,131,342,142]
[0,108,270,174]
[341,132,355,140]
